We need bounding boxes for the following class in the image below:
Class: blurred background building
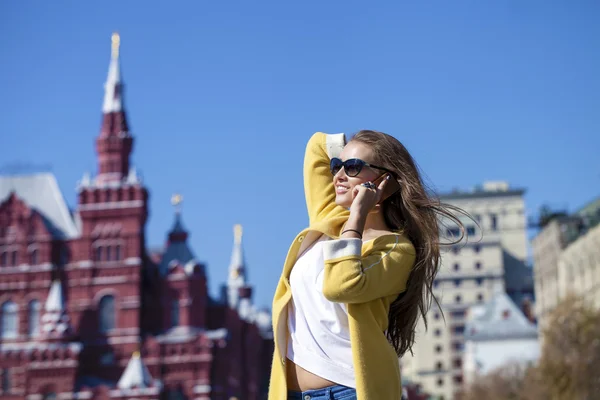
[401,181,535,399]
[462,290,539,386]
[531,196,600,329]
[0,34,273,400]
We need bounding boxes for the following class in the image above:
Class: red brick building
[0,33,273,400]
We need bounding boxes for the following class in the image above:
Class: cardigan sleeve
[303,132,348,226]
[321,236,416,304]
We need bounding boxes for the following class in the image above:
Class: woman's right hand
[350,177,389,217]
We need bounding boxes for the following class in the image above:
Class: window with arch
[60,247,69,265]
[2,368,11,393]
[99,295,115,333]
[1,301,18,339]
[28,300,41,337]
[30,249,38,265]
[95,246,103,262]
[0,252,6,266]
[115,245,122,261]
[166,388,185,400]
[171,299,180,328]
[106,246,112,262]
[11,251,17,266]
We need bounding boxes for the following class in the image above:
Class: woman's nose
[334,168,347,180]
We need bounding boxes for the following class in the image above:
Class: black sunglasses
[330,157,395,177]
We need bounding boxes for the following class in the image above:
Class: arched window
[167,388,185,400]
[171,300,179,328]
[115,245,121,261]
[28,300,41,337]
[106,246,112,262]
[60,247,69,265]
[0,252,6,266]
[11,251,17,266]
[95,246,103,262]
[99,295,115,333]
[2,368,11,393]
[1,301,18,339]
[30,249,38,265]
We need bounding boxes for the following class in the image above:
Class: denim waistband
[287,384,356,400]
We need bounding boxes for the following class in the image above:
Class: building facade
[532,197,600,329]
[401,181,534,400]
[0,34,273,400]
[462,290,539,386]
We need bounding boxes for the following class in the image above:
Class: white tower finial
[103,32,123,113]
[111,32,120,60]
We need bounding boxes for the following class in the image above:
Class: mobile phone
[373,173,401,203]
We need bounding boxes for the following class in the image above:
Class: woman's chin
[335,195,352,209]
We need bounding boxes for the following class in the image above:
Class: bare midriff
[286,358,337,391]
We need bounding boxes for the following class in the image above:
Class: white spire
[238,298,254,322]
[117,351,154,389]
[227,224,246,308]
[41,280,71,336]
[102,32,123,113]
[229,224,245,273]
[45,280,64,312]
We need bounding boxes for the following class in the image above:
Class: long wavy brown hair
[350,129,467,357]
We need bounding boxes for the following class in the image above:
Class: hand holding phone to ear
[350,174,392,216]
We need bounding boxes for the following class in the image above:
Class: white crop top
[286,238,356,388]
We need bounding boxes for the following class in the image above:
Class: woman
[268,130,462,400]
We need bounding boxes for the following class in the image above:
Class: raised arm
[303,132,348,225]
[321,235,416,304]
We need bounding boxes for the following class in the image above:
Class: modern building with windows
[401,181,534,399]
[0,34,272,400]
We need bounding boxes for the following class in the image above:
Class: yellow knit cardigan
[268,132,416,399]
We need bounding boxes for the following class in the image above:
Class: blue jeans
[287,384,357,400]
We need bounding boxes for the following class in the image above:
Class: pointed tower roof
[117,351,154,389]
[103,32,123,113]
[158,194,204,276]
[95,32,134,185]
[45,279,64,312]
[225,224,253,309]
[100,32,129,138]
[228,224,246,283]
[41,280,72,338]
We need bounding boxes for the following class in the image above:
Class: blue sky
[1,1,599,308]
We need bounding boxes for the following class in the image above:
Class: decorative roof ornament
[102,32,123,114]
[111,32,120,60]
[171,193,183,214]
[234,224,243,243]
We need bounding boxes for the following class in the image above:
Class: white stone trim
[124,257,141,265]
[0,341,82,353]
[77,260,94,268]
[91,276,128,285]
[28,359,78,369]
[322,238,362,261]
[193,384,211,394]
[0,263,53,274]
[78,200,144,211]
[107,335,140,345]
